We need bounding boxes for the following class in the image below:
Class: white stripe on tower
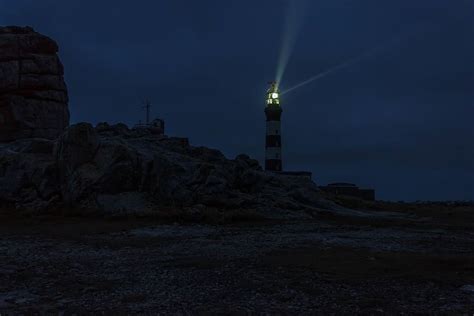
[265,147,281,159]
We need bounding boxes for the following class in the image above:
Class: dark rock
[95,122,110,132]
[235,154,262,171]
[0,121,345,218]
[93,139,140,194]
[7,138,55,154]
[0,143,59,211]
[0,26,69,142]
[190,147,226,163]
[56,123,99,173]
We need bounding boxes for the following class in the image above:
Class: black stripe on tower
[265,106,282,121]
[266,135,281,147]
[265,159,282,172]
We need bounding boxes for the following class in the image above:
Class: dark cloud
[1,0,472,200]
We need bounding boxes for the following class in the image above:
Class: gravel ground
[1,212,474,314]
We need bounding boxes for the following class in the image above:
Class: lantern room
[266,82,280,106]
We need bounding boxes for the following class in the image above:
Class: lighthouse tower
[265,82,283,172]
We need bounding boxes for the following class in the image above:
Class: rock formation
[0,123,345,219]
[0,26,69,142]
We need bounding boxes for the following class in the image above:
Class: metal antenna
[142,99,151,125]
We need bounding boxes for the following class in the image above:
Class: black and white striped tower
[265,81,283,172]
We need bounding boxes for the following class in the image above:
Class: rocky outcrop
[0,26,69,142]
[0,123,344,219]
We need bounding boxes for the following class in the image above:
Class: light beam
[275,0,309,90]
[282,36,402,95]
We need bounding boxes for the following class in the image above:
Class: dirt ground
[1,203,474,314]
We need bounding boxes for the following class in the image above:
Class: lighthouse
[265,82,283,172]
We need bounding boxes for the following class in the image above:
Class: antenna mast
[142,99,151,125]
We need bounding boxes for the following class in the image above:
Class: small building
[319,182,375,201]
[149,118,165,135]
[133,118,165,135]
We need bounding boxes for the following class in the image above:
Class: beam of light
[282,36,403,95]
[275,0,310,90]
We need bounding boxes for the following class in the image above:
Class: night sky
[2,0,473,201]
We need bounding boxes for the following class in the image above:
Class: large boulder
[0,26,69,142]
[0,138,59,210]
